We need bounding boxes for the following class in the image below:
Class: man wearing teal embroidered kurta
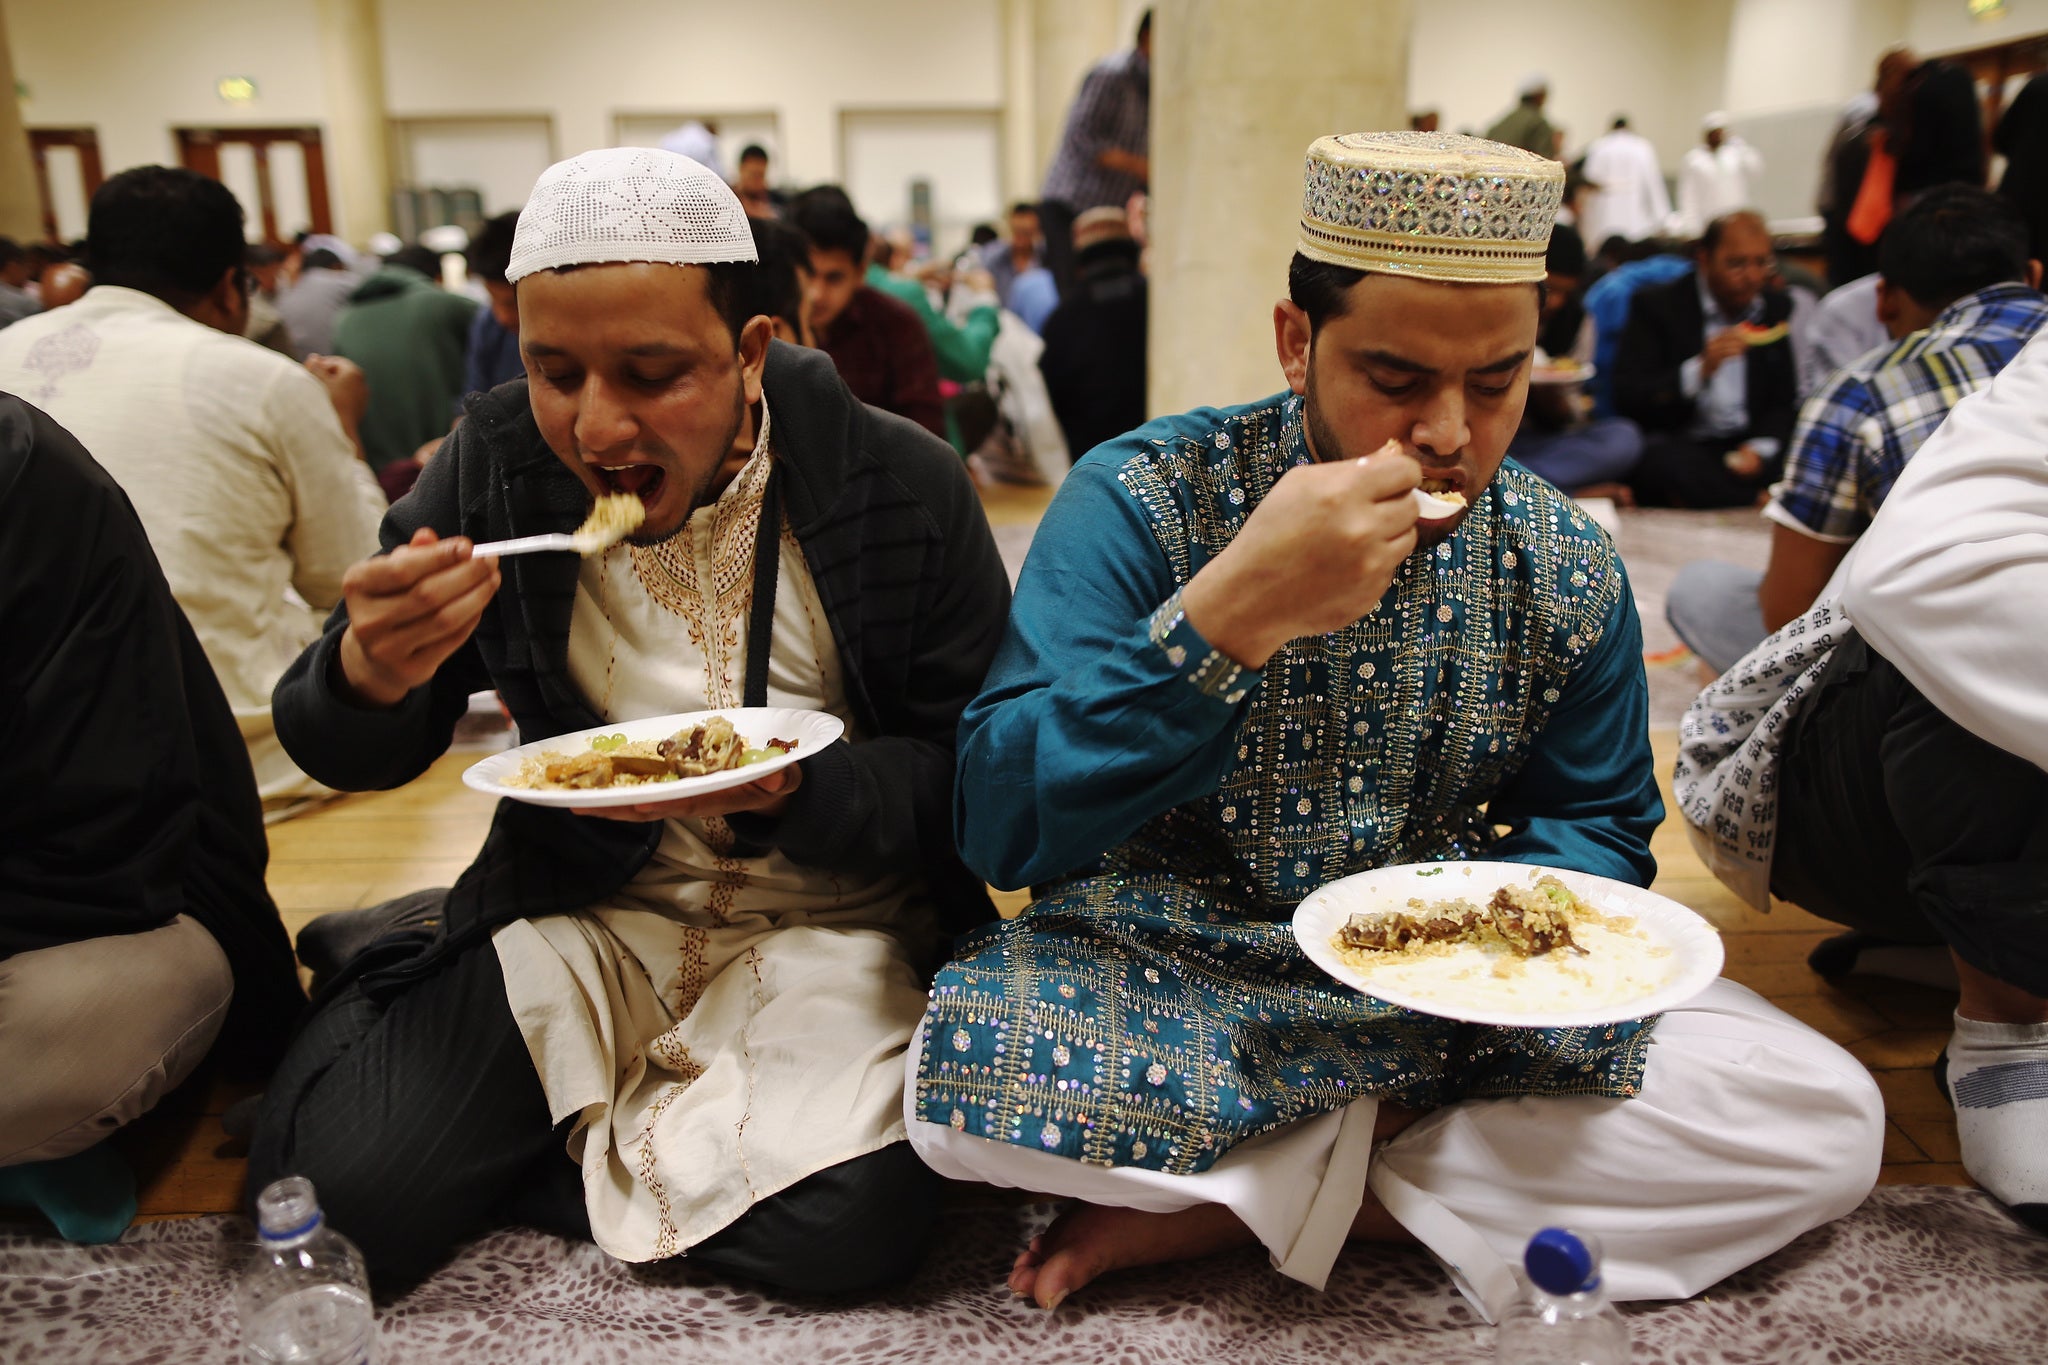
[906,132,1884,1320]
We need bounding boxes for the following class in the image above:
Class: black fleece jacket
[273,342,1010,996]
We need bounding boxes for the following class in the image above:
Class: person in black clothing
[1998,71,2048,266]
[0,396,303,1243]
[246,150,1011,1295]
[1887,54,1987,205]
[1615,211,1801,508]
[1038,205,1146,458]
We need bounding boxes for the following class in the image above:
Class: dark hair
[87,165,245,306]
[1698,210,1767,257]
[740,216,811,336]
[1545,221,1587,277]
[1878,185,2029,308]
[788,188,869,265]
[387,243,443,279]
[1136,7,1151,44]
[1611,115,1629,130]
[1288,252,1367,332]
[466,210,520,283]
[1287,250,1545,334]
[970,223,1000,247]
[0,237,24,271]
[1010,200,1038,217]
[302,248,346,272]
[738,143,769,164]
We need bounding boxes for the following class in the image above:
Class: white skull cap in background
[505,147,758,284]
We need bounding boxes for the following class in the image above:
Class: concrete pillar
[1003,0,1125,202]
[0,1,44,241]
[313,0,392,244]
[1147,0,1414,416]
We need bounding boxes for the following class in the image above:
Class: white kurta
[1676,138,1766,238]
[908,980,1884,1322]
[1579,128,1673,247]
[494,411,936,1262]
[0,286,385,801]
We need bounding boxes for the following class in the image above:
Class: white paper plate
[1528,361,1596,386]
[462,707,843,809]
[1292,860,1723,1027]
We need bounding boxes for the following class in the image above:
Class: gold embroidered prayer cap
[1297,131,1565,285]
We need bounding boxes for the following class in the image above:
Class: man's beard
[626,377,751,547]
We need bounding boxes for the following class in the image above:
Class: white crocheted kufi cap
[506,147,758,284]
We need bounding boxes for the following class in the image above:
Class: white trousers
[905,979,1884,1322]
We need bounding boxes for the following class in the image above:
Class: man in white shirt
[0,166,385,806]
[1579,116,1672,249]
[1676,113,1764,239]
[1678,326,2048,1235]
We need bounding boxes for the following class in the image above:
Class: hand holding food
[1180,439,1419,669]
[337,527,501,707]
[1699,327,1749,378]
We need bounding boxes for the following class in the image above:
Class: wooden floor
[105,477,1969,1226]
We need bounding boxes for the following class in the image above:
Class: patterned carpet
[2,1187,2043,1364]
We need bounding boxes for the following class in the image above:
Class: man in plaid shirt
[1667,186,2046,673]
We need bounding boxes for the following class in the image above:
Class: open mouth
[1418,476,1461,496]
[593,464,667,502]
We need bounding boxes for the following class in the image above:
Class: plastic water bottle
[1495,1226,1628,1363]
[236,1177,376,1364]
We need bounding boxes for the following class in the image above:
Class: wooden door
[27,128,103,243]
[174,126,333,243]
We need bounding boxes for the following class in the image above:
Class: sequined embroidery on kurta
[917,395,1655,1177]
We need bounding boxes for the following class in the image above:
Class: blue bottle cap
[1525,1226,1600,1295]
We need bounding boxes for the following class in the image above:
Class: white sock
[1948,1011,2048,1229]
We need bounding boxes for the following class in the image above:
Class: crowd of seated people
[2,21,2043,1340]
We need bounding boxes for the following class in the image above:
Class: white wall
[9,0,334,188]
[1409,0,1734,170]
[1908,0,2048,52]
[376,0,1003,197]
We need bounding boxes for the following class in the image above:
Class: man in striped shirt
[1039,9,1151,298]
[1666,186,2047,673]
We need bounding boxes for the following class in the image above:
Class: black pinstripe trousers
[246,922,942,1295]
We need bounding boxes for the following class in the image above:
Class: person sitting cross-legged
[0,396,304,1244]
[1664,186,2048,673]
[906,131,1883,1322]
[246,149,1011,1294]
[1678,322,2048,1233]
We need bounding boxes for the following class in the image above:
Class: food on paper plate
[1737,320,1790,348]
[505,715,798,791]
[1328,874,1674,1013]
[570,493,647,555]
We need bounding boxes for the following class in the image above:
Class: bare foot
[1009,1201,1257,1309]
[1010,1103,1428,1310]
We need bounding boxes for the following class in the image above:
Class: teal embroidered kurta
[918,391,1665,1176]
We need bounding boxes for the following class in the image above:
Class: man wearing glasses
[1614,210,1818,508]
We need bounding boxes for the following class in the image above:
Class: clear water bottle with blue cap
[235,1176,376,1364]
[1495,1226,1628,1363]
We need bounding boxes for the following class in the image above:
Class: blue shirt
[1768,282,2048,542]
[1040,48,1149,210]
[957,394,1662,892]
[464,308,523,401]
[919,393,1664,1175]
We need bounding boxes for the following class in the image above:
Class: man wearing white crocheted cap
[250,146,1011,1294]
[907,130,1881,1317]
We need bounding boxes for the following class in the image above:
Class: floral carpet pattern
[2,1186,2043,1364]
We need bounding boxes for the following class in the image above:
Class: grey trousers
[0,914,232,1165]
